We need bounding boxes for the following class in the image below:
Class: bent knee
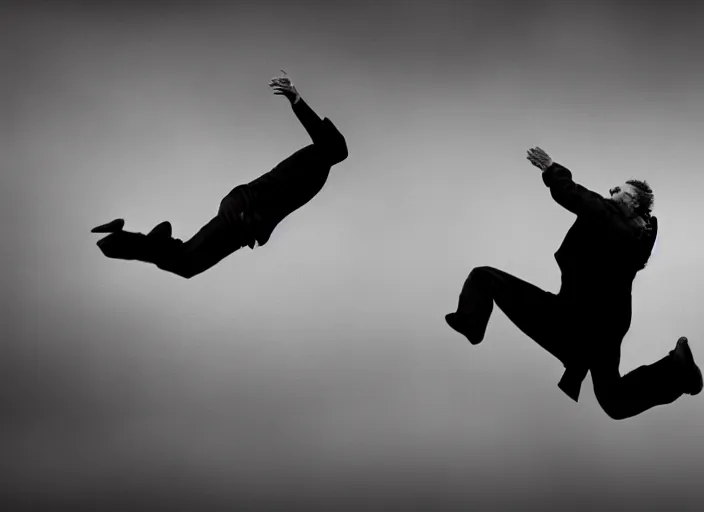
[595,393,630,421]
[157,259,198,279]
[468,266,497,283]
[459,266,496,295]
[472,265,497,275]
[601,404,629,421]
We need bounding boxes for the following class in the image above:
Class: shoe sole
[96,231,145,260]
[677,337,703,395]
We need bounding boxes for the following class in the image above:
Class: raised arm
[269,72,326,142]
[269,71,347,164]
[527,147,610,218]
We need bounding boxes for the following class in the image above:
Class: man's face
[609,183,639,206]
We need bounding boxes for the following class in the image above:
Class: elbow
[321,119,348,165]
[331,138,348,165]
[542,164,572,187]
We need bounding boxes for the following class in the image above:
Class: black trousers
[151,184,257,279]
[455,266,684,420]
[116,143,331,279]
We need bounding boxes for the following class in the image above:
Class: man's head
[609,179,654,218]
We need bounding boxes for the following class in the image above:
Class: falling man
[92,72,348,279]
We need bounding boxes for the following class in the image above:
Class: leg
[95,189,255,279]
[591,337,698,420]
[153,214,244,279]
[446,266,569,363]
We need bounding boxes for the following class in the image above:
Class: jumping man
[446,147,702,420]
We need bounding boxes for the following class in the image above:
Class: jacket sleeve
[291,98,325,143]
[542,162,611,218]
[291,98,348,165]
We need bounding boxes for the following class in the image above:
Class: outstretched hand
[526,146,553,171]
[269,70,300,103]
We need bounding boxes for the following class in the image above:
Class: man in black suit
[91,72,348,278]
[446,147,702,420]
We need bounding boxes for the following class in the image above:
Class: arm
[527,147,610,218]
[291,97,327,144]
[541,162,611,218]
[270,72,324,142]
[270,72,348,164]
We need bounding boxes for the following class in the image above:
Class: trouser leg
[591,346,684,420]
[153,214,243,279]
[450,266,569,363]
[96,190,252,279]
[153,188,258,278]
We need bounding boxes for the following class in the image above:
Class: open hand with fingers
[527,146,553,171]
[269,70,300,104]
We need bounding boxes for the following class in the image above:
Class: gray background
[4,0,704,510]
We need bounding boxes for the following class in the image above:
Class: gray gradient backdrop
[4,0,704,510]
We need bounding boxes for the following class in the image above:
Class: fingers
[526,147,550,167]
[269,83,294,99]
[526,148,549,170]
[269,82,293,93]
[269,76,292,86]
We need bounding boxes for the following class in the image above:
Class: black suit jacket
[541,163,658,401]
[246,98,348,246]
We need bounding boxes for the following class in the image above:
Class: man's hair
[625,179,655,218]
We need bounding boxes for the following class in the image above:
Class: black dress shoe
[671,337,703,395]
[96,231,147,260]
[147,221,172,238]
[445,312,484,345]
[91,218,125,233]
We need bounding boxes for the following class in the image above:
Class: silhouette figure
[446,147,702,420]
[92,72,348,278]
